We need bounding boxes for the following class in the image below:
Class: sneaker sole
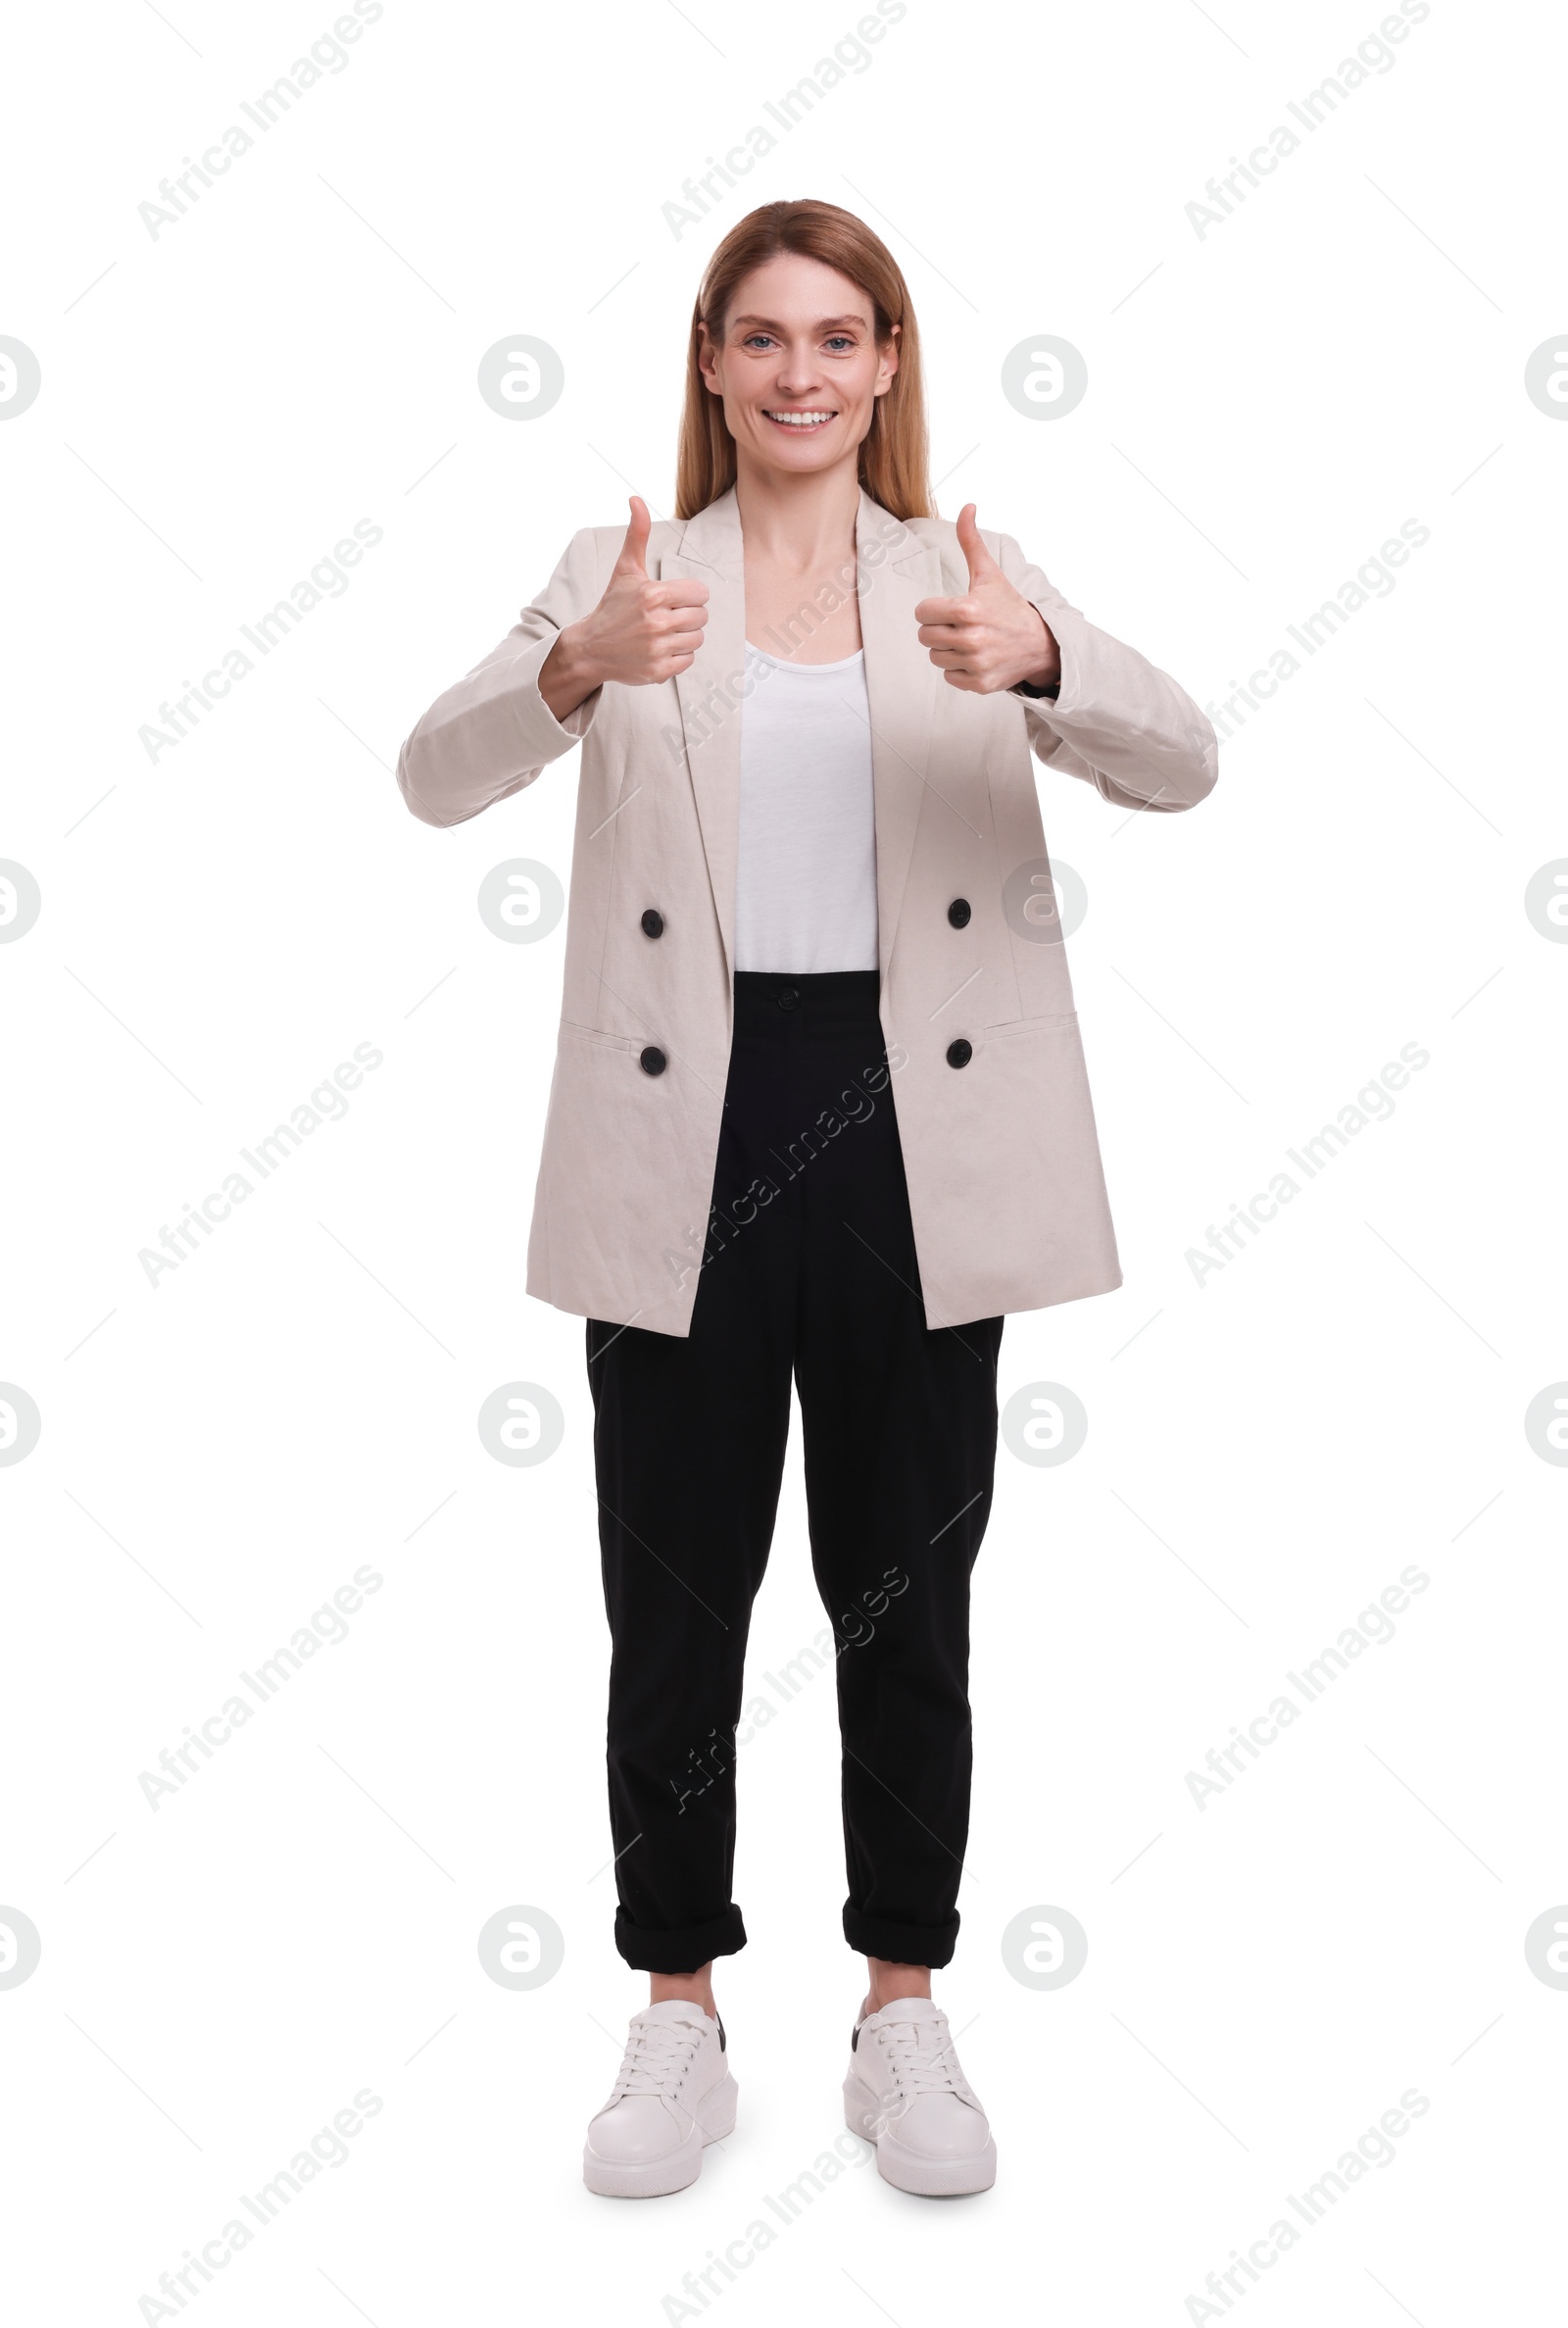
[583,2071,739,2198]
[842,2074,998,2197]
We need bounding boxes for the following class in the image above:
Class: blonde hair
[674,199,931,521]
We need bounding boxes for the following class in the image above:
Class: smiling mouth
[761,409,837,428]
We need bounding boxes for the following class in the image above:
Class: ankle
[863,1958,933,2016]
[650,1965,716,2019]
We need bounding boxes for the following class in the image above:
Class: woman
[396,199,1217,2200]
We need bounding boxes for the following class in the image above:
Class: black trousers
[586,970,1004,1973]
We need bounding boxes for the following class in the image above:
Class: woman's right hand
[539,497,709,720]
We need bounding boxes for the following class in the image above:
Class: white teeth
[765,410,834,425]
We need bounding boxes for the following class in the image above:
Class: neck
[732,450,860,572]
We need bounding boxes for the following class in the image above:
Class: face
[697,252,899,483]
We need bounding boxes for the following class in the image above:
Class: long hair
[674,200,931,521]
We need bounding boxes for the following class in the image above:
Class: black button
[948,898,971,928]
[641,909,663,939]
[777,987,800,1012]
[639,1046,667,1075]
[946,1038,973,1068]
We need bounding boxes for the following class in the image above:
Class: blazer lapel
[660,487,745,984]
[855,490,941,979]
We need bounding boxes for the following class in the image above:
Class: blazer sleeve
[993,530,1218,815]
[395,527,607,829]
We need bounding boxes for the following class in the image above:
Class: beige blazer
[396,485,1217,1337]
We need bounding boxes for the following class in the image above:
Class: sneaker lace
[610,2015,704,2105]
[875,2014,968,2103]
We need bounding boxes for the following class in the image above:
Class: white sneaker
[843,1997,997,2196]
[583,2001,738,2198]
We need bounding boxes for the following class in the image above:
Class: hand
[540,497,709,719]
[913,503,1060,695]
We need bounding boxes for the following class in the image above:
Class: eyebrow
[727,313,871,332]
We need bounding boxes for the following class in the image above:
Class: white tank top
[734,641,879,974]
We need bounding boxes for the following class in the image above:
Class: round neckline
[745,640,864,671]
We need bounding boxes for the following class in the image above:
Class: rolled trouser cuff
[842,1905,960,1969]
[614,1904,747,1973]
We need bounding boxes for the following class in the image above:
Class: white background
[3,0,1565,2320]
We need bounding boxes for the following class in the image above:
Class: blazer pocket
[560,1020,640,1055]
[982,1010,1079,1043]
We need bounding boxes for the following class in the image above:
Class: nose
[773,342,823,397]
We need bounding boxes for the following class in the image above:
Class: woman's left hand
[913,504,1061,694]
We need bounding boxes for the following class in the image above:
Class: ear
[875,321,901,395]
[695,318,723,396]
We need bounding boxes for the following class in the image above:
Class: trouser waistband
[732,968,881,1040]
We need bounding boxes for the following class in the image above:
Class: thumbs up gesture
[540,496,710,719]
[913,504,1060,696]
